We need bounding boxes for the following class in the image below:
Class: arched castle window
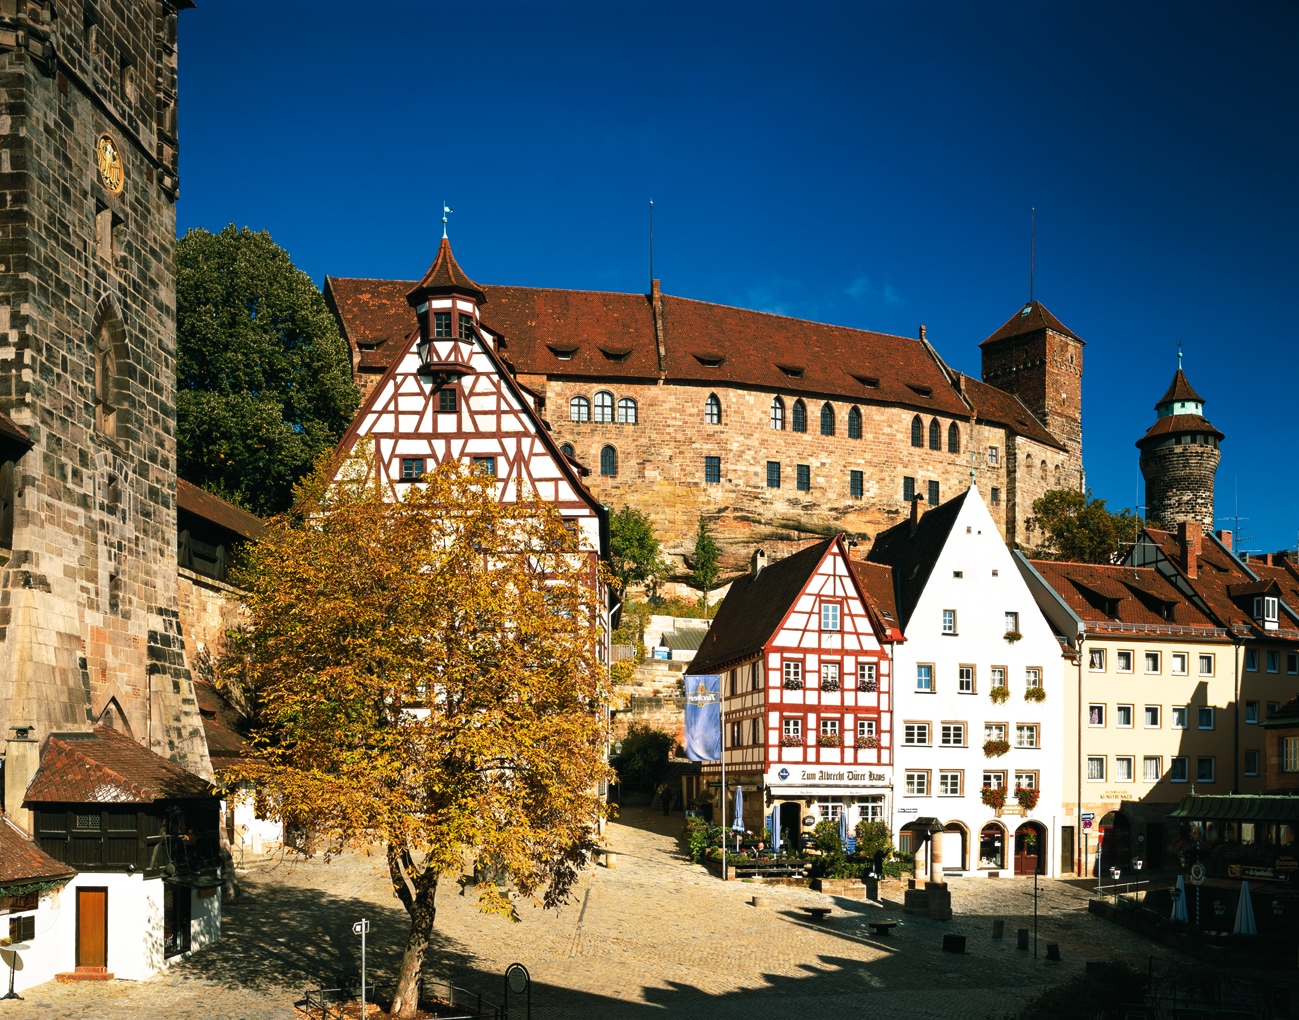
[594,391,615,423]
[706,393,722,425]
[770,397,785,430]
[792,400,807,433]
[947,422,960,454]
[600,445,617,477]
[1026,452,1034,472]
[569,396,591,422]
[94,317,122,442]
[559,443,575,457]
[847,406,862,440]
[820,403,835,436]
[1040,460,1047,480]
[617,397,638,424]
[911,415,923,447]
[1053,464,1061,487]
[928,418,941,450]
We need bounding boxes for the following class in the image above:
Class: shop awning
[1169,794,1299,823]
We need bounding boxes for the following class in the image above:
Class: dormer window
[1255,595,1279,630]
[777,364,805,379]
[694,353,725,368]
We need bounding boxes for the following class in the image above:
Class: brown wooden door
[77,888,107,968]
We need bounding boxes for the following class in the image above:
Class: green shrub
[853,820,893,860]
[611,723,675,791]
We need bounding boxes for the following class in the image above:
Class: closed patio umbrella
[1171,875,1188,922]
[732,786,745,832]
[1233,881,1257,936]
[770,808,782,854]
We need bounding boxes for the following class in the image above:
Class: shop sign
[897,807,919,814]
[1227,865,1290,883]
[1276,856,1298,871]
[765,766,889,787]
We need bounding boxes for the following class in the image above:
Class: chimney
[1215,529,1233,552]
[1178,520,1202,579]
[1266,553,1274,567]
[650,279,666,373]
[750,548,767,579]
[650,278,661,302]
[918,324,927,342]
[909,495,926,535]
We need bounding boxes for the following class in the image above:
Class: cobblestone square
[10,808,1200,1020]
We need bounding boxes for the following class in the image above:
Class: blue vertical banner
[684,674,722,761]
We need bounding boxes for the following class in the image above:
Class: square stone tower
[0,1,209,829]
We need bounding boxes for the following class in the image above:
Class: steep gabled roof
[687,539,835,674]
[865,490,970,629]
[850,559,904,641]
[980,301,1084,347]
[24,726,214,805]
[1029,560,1220,633]
[177,478,266,541]
[407,237,486,304]
[1157,368,1205,407]
[956,373,1066,451]
[0,814,76,887]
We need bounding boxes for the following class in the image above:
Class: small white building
[867,484,1066,877]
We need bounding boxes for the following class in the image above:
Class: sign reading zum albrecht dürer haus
[762,765,891,798]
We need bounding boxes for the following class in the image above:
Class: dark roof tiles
[980,301,1085,347]
[866,491,969,629]
[177,478,267,541]
[408,237,486,303]
[957,374,1066,451]
[1136,414,1224,447]
[0,814,76,886]
[1030,560,1219,630]
[1157,368,1205,407]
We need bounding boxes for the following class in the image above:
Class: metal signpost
[504,962,531,1020]
[352,919,370,1017]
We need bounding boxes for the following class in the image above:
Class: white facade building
[868,484,1065,876]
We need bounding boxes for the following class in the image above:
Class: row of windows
[903,770,1040,797]
[429,310,478,340]
[769,398,865,439]
[914,663,1041,694]
[774,716,879,743]
[399,455,496,480]
[942,610,1023,635]
[1088,703,1220,729]
[902,477,942,506]
[1085,754,1233,783]
[1246,648,1298,673]
[909,416,962,453]
[904,722,1040,747]
[779,659,880,691]
[569,393,639,424]
[1088,648,1219,675]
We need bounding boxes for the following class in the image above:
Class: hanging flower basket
[818,732,843,747]
[1014,786,1040,811]
[980,785,1007,810]
[779,733,805,747]
[1024,686,1047,703]
[989,687,1009,704]
[983,739,1010,758]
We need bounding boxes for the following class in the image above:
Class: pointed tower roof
[406,237,486,306]
[1156,368,1204,408]
[979,300,1084,347]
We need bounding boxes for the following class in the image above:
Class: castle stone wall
[1140,443,1220,530]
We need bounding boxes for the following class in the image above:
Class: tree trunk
[389,862,438,1017]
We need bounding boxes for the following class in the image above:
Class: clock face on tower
[95,134,124,194]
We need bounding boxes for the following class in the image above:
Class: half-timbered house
[686,536,899,846]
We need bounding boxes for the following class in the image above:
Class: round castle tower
[1137,358,1223,530]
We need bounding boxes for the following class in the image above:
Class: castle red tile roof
[24,726,215,805]
[408,237,486,303]
[1029,560,1221,633]
[979,300,1085,347]
[849,559,904,641]
[177,478,267,541]
[0,813,76,887]
[1136,414,1224,447]
[955,373,1067,451]
[324,277,1068,447]
[1157,368,1205,407]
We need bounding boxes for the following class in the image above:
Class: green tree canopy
[608,505,666,599]
[610,723,675,791]
[1025,488,1153,564]
[176,225,360,516]
[690,515,720,604]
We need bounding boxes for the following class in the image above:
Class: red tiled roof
[1244,558,1299,610]
[324,277,415,354]
[0,410,32,451]
[1136,414,1224,447]
[0,814,76,886]
[194,681,254,772]
[24,726,214,805]
[408,237,486,304]
[1030,559,1221,632]
[850,559,904,641]
[1158,368,1205,407]
[980,301,1084,347]
[956,373,1066,451]
[177,478,267,541]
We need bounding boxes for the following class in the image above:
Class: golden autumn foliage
[226,451,614,1016]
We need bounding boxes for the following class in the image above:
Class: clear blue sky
[176,1,1298,553]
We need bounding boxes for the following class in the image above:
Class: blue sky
[176,1,1298,553]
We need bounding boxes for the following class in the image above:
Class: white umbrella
[1171,874,1188,922]
[769,808,782,854]
[1233,880,1257,936]
[732,785,745,832]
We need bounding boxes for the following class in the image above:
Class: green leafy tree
[853,819,894,860]
[1025,488,1153,564]
[690,514,720,605]
[608,505,666,600]
[176,225,360,516]
[610,722,675,791]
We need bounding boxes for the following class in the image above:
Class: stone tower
[1137,360,1223,530]
[0,1,209,829]
[979,301,1085,478]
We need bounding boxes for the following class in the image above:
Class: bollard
[942,934,966,954]
[992,919,1005,939]
[751,895,769,908]
[603,851,617,870]
[1017,928,1029,950]
[1046,943,1061,962]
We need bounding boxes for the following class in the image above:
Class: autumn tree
[1025,488,1154,564]
[608,505,666,600]
[227,454,612,1017]
[690,514,720,606]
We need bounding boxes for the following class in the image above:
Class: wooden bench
[801,907,832,922]
[868,920,898,937]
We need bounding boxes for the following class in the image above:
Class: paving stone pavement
[8,807,1199,1019]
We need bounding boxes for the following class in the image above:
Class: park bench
[868,920,898,937]
[801,907,832,922]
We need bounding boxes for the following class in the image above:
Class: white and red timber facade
[331,235,612,627]
[686,537,902,843]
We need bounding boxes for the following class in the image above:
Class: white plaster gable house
[867,485,1065,877]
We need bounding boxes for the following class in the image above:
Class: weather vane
[442,202,453,239]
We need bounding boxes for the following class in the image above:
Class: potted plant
[1024,686,1046,703]
[779,733,804,747]
[980,785,1007,810]
[1014,786,1040,811]
[1004,630,1022,643]
[822,676,841,692]
[983,739,1010,758]
[860,735,880,749]
[783,677,804,690]
[989,686,1009,704]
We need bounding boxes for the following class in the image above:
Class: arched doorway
[1098,811,1131,872]
[1014,821,1046,875]
[978,821,1008,870]
[942,822,968,873]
